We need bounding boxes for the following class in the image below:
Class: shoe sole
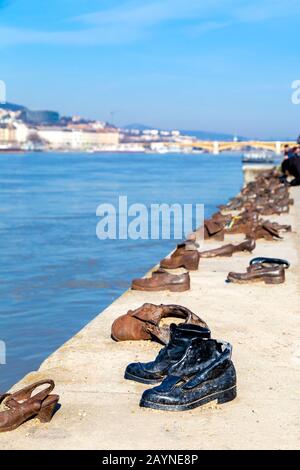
[200,249,254,258]
[140,385,237,411]
[160,264,199,271]
[124,371,163,385]
[227,276,284,285]
[131,284,190,292]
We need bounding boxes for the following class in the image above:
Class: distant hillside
[123,123,246,141]
[180,129,247,142]
[0,102,27,112]
[124,123,156,131]
[0,101,60,125]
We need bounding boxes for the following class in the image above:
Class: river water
[0,151,243,390]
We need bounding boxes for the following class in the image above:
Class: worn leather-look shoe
[227,265,285,284]
[124,323,211,384]
[200,238,256,258]
[111,303,209,344]
[131,268,190,292]
[140,339,236,411]
[247,223,283,241]
[187,218,226,242]
[160,250,200,270]
[265,221,291,233]
[211,211,232,224]
[259,205,289,216]
[0,380,59,433]
[204,220,225,241]
[172,240,200,255]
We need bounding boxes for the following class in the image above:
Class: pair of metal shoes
[227,257,290,285]
[124,323,237,412]
[0,380,59,433]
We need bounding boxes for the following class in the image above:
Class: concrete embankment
[0,184,299,450]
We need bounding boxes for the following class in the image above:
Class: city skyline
[1,0,300,139]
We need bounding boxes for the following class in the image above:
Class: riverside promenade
[0,187,299,449]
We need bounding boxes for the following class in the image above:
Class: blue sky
[0,0,300,138]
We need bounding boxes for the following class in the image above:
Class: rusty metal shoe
[131,268,190,292]
[246,223,283,241]
[172,240,199,255]
[227,265,285,284]
[200,238,256,258]
[225,221,254,235]
[211,211,232,224]
[204,220,225,241]
[111,303,209,344]
[160,250,200,270]
[188,220,226,242]
[263,221,292,233]
[0,380,59,433]
[259,205,290,216]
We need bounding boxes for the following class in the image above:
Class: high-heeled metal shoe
[0,379,59,432]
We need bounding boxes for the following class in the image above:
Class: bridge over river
[172,140,296,154]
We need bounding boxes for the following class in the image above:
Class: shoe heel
[217,386,237,404]
[214,232,224,241]
[37,395,59,423]
[183,259,199,270]
[264,275,284,285]
[169,283,190,292]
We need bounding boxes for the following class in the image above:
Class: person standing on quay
[281,155,300,186]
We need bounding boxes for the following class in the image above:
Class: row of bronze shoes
[130,241,289,289]
[130,168,292,291]
[110,168,292,411]
[0,169,293,429]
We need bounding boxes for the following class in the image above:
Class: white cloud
[0,24,143,46]
[0,0,298,47]
[234,0,300,22]
[75,0,221,26]
[0,0,234,46]
[188,20,233,36]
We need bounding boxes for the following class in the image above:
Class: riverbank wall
[0,174,299,450]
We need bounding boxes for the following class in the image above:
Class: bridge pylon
[275,141,282,155]
[213,141,219,155]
